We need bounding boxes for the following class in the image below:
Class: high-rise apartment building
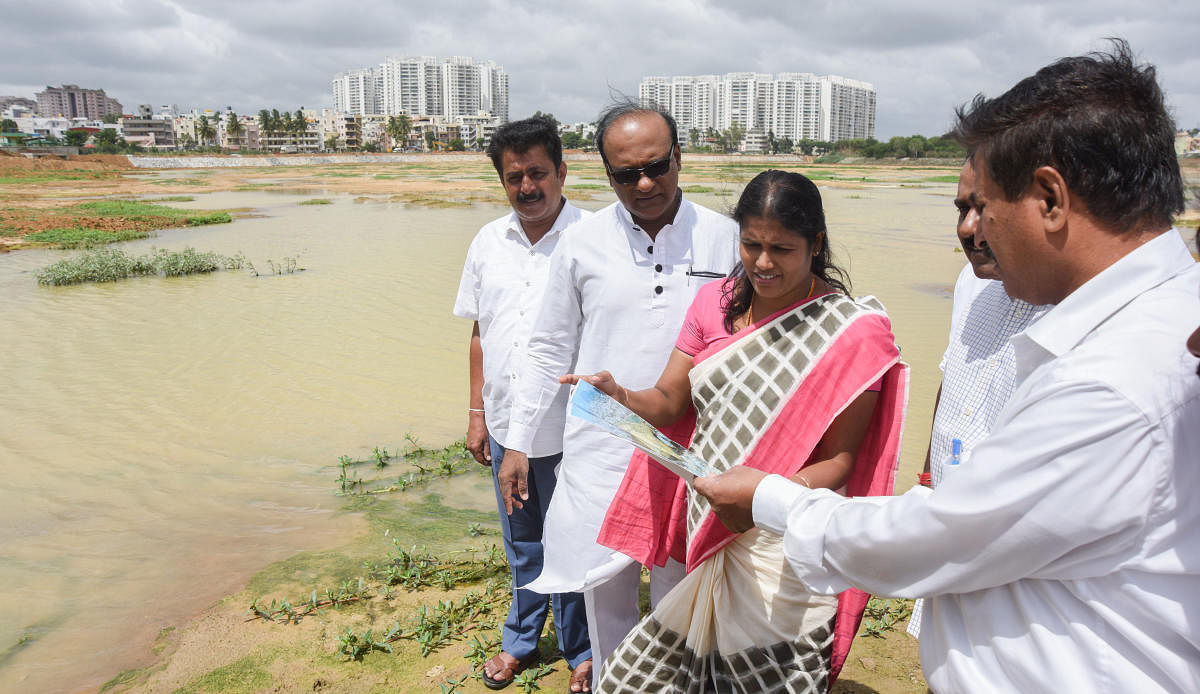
[332,56,508,122]
[639,71,875,145]
[36,84,123,119]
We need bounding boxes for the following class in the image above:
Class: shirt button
[525,281,531,286]
[655,264,663,272]
[654,285,663,295]
[647,245,653,253]
[513,340,519,347]
[528,250,535,256]
[519,309,525,316]
[963,408,974,417]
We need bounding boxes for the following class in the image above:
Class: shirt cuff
[505,419,537,454]
[753,473,807,535]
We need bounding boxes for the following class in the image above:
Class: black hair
[594,97,679,167]
[953,38,1183,232]
[722,170,851,332]
[486,115,562,175]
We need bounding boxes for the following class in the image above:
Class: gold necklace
[748,276,816,326]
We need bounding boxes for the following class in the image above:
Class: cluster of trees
[256,109,309,142]
[809,134,966,159]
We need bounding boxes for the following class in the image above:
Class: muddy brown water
[0,180,971,692]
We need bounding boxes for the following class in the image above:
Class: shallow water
[0,177,969,692]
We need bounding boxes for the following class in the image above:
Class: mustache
[516,190,545,204]
[962,235,995,260]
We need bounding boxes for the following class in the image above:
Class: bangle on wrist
[917,472,932,487]
[468,408,485,414]
[797,473,813,489]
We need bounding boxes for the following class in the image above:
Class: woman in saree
[561,170,907,693]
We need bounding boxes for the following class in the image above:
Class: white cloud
[1,0,1196,135]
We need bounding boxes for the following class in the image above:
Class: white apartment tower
[332,67,379,115]
[640,71,875,144]
[333,56,508,122]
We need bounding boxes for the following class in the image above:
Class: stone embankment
[126,153,491,168]
[125,152,832,169]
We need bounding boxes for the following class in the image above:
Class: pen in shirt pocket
[686,265,725,285]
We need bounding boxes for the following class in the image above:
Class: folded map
[568,380,710,480]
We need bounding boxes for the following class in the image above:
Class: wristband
[917,472,932,487]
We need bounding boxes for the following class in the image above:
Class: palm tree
[257,109,271,148]
[385,114,412,151]
[226,112,245,149]
[195,115,216,148]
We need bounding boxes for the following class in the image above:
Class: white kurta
[507,198,739,592]
[754,230,1200,693]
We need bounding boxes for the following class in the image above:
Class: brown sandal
[569,658,593,693]
[482,651,531,690]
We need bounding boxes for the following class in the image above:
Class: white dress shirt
[452,200,589,457]
[754,230,1200,693]
[929,265,1049,483]
[509,197,739,592]
[909,266,1051,637]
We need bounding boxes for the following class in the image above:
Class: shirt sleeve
[452,234,482,321]
[753,377,1161,598]
[506,238,583,453]
[674,286,714,356]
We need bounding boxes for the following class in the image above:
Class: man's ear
[558,160,567,183]
[1031,165,1069,232]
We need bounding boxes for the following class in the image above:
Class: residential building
[1,96,37,119]
[122,111,177,149]
[333,55,508,122]
[640,71,875,146]
[36,84,123,120]
[318,110,362,150]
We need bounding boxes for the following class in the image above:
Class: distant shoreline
[124,152,971,169]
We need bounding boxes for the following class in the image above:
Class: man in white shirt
[695,41,1200,692]
[453,115,592,691]
[906,159,1050,638]
[496,101,739,686]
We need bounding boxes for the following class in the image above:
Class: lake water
[0,178,970,692]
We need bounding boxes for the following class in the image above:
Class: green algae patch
[175,651,277,694]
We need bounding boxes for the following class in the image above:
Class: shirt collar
[615,192,692,238]
[504,197,574,245]
[1015,230,1196,368]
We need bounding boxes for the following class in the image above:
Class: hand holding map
[568,380,710,480]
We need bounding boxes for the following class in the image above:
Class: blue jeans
[489,436,591,667]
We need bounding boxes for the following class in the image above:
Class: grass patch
[0,170,122,185]
[922,175,961,183]
[298,198,333,205]
[681,185,716,193]
[175,652,275,694]
[566,183,609,190]
[36,247,245,286]
[24,227,151,248]
[73,200,231,226]
[144,195,196,202]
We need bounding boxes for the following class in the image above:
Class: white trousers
[584,558,686,689]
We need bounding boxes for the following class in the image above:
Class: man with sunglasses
[497,101,738,688]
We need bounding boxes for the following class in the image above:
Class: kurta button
[655,264,663,272]
[654,285,663,294]
[647,245,653,253]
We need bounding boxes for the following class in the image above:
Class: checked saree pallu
[596,294,908,693]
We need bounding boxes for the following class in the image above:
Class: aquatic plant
[35,247,245,285]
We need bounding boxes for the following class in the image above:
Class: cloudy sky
[2,0,1197,138]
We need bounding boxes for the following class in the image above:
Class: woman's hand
[560,371,628,405]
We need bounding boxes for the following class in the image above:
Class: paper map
[568,380,710,480]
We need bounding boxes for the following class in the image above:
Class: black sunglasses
[606,141,675,186]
